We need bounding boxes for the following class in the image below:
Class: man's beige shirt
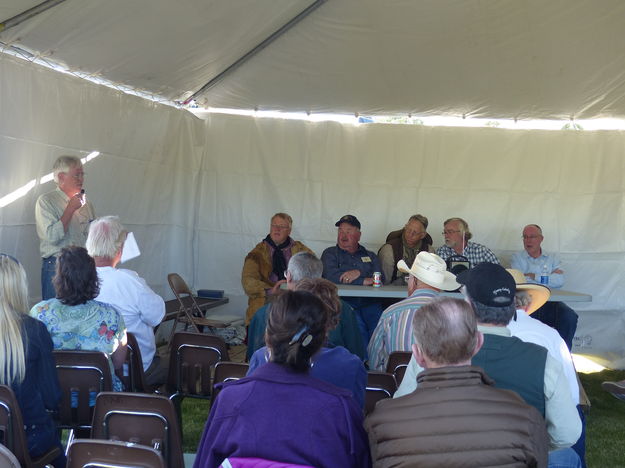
[35,187,96,258]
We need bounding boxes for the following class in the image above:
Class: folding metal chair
[115,332,150,393]
[213,361,249,399]
[91,392,184,468]
[365,371,397,415]
[167,273,231,340]
[385,351,412,387]
[53,350,113,447]
[0,385,61,468]
[67,438,165,468]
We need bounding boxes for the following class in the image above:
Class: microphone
[80,189,86,206]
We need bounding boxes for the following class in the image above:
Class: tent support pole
[182,0,327,105]
[0,0,67,32]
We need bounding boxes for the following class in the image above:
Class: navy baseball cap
[456,262,516,307]
[335,215,361,229]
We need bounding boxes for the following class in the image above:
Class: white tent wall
[0,54,204,302]
[200,113,625,368]
[2,52,625,367]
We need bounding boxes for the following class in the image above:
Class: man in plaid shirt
[436,217,499,267]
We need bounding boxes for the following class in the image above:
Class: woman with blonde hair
[0,254,65,467]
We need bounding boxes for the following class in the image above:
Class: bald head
[412,298,482,368]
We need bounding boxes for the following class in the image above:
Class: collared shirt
[508,309,579,404]
[367,288,439,371]
[511,250,564,289]
[95,266,165,371]
[321,244,384,285]
[436,241,499,267]
[35,187,95,258]
[394,325,581,450]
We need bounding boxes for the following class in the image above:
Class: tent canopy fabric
[2,0,625,119]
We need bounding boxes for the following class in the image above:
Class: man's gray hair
[53,155,82,184]
[408,214,428,230]
[86,216,128,259]
[287,252,323,282]
[444,217,473,241]
[514,290,532,309]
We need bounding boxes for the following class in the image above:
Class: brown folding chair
[115,332,150,393]
[0,385,61,468]
[67,438,165,468]
[53,350,113,446]
[166,332,228,434]
[365,371,397,415]
[91,392,184,468]
[213,361,249,399]
[167,273,231,340]
[385,351,412,387]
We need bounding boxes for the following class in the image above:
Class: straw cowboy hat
[506,268,551,315]
[397,252,460,291]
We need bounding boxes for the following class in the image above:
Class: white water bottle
[540,264,549,285]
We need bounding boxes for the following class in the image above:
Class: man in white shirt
[511,224,578,350]
[86,216,167,387]
[507,268,586,467]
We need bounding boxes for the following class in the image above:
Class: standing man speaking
[35,155,95,299]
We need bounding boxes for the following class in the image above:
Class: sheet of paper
[120,232,140,263]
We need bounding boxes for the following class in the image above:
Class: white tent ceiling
[2,0,625,120]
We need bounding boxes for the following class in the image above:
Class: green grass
[580,369,625,467]
[179,370,625,465]
[181,398,212,452]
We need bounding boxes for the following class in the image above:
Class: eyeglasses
[405,230,425,236]
[271,224,290,230]
[522,235,541,240]
[64,172,85,180]
[442,230,461,235]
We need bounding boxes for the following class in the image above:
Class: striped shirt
[367,289,439,371]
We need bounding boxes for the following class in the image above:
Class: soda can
[373,271,382,287]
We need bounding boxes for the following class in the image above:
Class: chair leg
[170,394,184,440]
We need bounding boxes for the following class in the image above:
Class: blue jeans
[531,301,578,350]
[548,448,581,468]
[572,405,587,468]
[343,297,383,359]
[41,256,56,300]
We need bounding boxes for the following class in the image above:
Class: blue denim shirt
[321,244,385,285]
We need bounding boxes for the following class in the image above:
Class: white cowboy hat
[506,268,551,315]
[397,251,460,291]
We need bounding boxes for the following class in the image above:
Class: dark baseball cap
[456,262,516,307]
[335,215,361,229]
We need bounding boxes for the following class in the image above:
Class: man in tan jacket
[241,213,313,324]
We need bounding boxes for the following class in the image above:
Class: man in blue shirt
[322,214,384,348]
[511,224,578,350]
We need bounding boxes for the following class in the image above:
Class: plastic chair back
[91,392,183,468]
[213,361,249,399]
[0,443,20,468]
[53,350,113,434]
[0,385,61,468]
[365,371,397,415]
[115,332,149,392]
[385,351,412,386]
[167,332,227,398]
[67,438,165,468]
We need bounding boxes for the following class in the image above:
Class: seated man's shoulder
[244,241,267,260]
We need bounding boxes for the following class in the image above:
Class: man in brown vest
[377,214,432,284]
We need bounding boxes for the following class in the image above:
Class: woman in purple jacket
[194,290,371,468]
